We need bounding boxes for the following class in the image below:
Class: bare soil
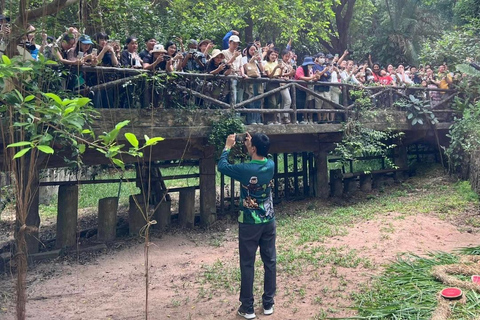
[0,189,479,319]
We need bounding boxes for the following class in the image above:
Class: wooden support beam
[330,169,343,197]
[153,199,171,230]
[97,197,118,242]
[359,174,372,192]
[128,194,148,236]
[343,177,357,194]
[25,169,40,254]
[56,185,78,248]
[314,150,329,199]
[199,147,217,226]
[394,144,409,181]
[178,187,196,229]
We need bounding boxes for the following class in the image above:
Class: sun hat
[79,34,93,45]
[301,56,315,66]
[229,35,241,43]
[198,39,212,48]
[210,49,225,59]
[151,44,167,53]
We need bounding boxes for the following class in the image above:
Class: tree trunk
[81,0,102,36]
[244,15,253,43]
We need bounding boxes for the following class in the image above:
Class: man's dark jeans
[238,220,276,310]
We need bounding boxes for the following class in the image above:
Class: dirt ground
[0,195,479,319]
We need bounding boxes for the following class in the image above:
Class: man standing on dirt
[217,132,276,319]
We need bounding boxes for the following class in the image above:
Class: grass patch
[197,164,480,317]
[352,252,480,319]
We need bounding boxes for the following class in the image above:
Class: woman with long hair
[240,43,264,125]
[278,49,295,124]
[263,48,282,124]
[294,57,319,123]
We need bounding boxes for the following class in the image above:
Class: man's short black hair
[251,133,270,157]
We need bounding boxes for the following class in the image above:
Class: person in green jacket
[218,132,276,319]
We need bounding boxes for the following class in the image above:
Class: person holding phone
[120,36,143,68]
[217,132,276,320]
[240,43,264,125]
[94,32,118,67]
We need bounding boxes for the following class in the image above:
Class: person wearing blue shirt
[222,30,239,50]
[217,132,276,319]
[312,53,332,122]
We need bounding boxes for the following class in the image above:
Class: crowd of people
[4,22,458,124]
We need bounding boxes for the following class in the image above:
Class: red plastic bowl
[473,275,480,284]
[441,287,463,299]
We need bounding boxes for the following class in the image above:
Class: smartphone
[235,133,246,142]
[92,48,98,55]
[77,52,84,59]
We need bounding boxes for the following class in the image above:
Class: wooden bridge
[0,66,457,258]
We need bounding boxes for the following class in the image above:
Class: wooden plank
[128,194,147,236]
[283,153,289,200]
[330,169,343,197]
[153,200,171,230]
[97,197,118,242]
[178,187,196,229]
[293,153,299,196]
[56,185,79,249]
[314,150,329,199]
[199,148,216,226]
[302,152,308,196]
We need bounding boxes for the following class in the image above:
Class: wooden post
[25,169,40,254]
[56,185,79,248]
[359,174,372,192]
[343,177,357,194]
[97,197,118,242]
[199,149,216,226]
[178,187,196,228]
[314,150,329,199]
[394,144,409,181]
[153,198,171,230]
[330,169,343,197]
[129,194,147,236]
[372,173,383,189]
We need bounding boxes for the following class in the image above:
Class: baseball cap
[229,35,241,43]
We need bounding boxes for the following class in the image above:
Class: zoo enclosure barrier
[60,66,458,124]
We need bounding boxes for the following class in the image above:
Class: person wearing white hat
[206,49,232,75]
[143,44,168,71]
[222,35,243,104]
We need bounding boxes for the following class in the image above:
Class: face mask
[318,58,325,64]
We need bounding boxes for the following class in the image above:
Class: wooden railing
[69,66,458,124]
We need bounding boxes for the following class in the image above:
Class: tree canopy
[2,0,478,66]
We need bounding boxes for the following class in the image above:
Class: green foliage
[444,100,480,172]
[453,0,480,25]
[444,67,480,173]
[334,90,403,170]
[207,112,244,158]
[350,0,453,65]
[0,56,165,169]
[352,252,480,319]
[419,24,480,66]
[395,94,439,126]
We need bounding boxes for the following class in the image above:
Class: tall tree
[318,0,357,53]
